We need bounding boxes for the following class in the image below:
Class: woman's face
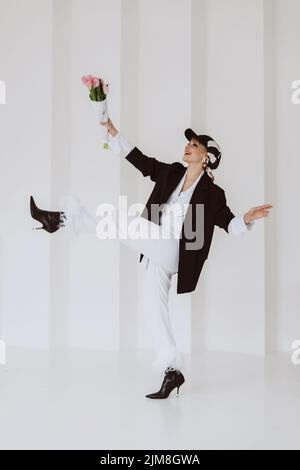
[183,137,207,164]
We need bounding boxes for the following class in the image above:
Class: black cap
[184,128,222,170]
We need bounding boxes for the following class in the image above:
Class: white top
[160,168,204,240]
[108,131,255,236]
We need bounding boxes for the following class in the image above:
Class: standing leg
[143,257,183,376]
[61,196,183,373]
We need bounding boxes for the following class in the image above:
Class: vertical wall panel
[203,0,265,353]
[68,0,121,350]
[274,0,300,351]
[50,0,72,353]
[137,0,193,356]
[0,0,52,348]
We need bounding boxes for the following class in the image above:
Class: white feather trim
[58,195,83,239]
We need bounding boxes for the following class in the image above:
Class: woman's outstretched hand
[100,117,118,137]
[243,204,273,225]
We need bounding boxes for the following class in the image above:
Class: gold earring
[202,159,207,169]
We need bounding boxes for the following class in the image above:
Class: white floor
[0,347,299,450]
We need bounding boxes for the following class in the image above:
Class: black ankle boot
[30,195,66,233]
[145,367,185,399]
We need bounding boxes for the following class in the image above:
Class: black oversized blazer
[125,146,235,294]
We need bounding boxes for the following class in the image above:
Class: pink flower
[81,74,94,89]
[91,77,99,88]
[81,74,108,95]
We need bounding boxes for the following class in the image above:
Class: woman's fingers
[100,117,115,132]
[250,204,273,217]
[100,117,111,124]
[246,204,273,222]
[245,204,273,223]
[253,208,271,220]
[253,204,273,211]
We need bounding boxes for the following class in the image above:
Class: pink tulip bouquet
[81,74,110,149]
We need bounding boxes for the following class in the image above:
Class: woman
[30,117,273,399]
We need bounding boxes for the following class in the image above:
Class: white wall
[0,0,52,348]
[0,0,299,358]
[0,0,124,352]
[67,0,122,350]
[274,0,300,351]
[201,0,266,354]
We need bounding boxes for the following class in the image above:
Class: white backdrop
[0,0,299,359]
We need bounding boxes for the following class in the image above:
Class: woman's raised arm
[100,118,171,182]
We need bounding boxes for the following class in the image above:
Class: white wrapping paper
[91,98,109,149]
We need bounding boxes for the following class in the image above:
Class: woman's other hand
[243,204,273,225]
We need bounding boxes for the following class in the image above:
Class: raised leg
[61,196,180,275]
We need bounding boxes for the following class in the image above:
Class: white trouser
[142,257,183,375]
[61,196,183,375]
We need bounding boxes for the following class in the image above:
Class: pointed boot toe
[145,367,185,399]
[145,392,167,399]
